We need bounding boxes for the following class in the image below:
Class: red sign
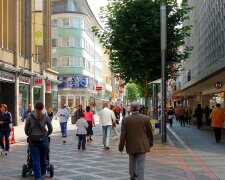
[34,77,43,86]
[96,86,102,90]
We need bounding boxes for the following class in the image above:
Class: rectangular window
[74,57,81,67]
[73,18,80,28]
[61,57,70,67]
[82,58,86,68]
[51,19,58,28]
[62,37,69,47]
[74,38,81,47]
[52,39,57,47]
[52,58,57,67]
[62,18,69,28]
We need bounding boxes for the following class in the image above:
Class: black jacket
[0,112,12,131]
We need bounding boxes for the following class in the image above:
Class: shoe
[82,148,86,150]
[1,149,5,155]
[78,145,81,150]
[89,138,93,141]
[105,147,110,150]
[87,139,89,142]
[4,151,8,155]
[42,174,46,179]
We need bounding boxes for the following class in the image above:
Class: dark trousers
[78,134,86,150]
[168,119,173,126]
[0,130,10,151]
[179,116,185,126]
[214,128,221,141]
[197,117,202,129]
[187,116,191,125]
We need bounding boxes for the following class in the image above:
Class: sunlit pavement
[1,116,225,179]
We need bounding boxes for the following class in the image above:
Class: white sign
[19,76,30,85]
[0,71,15,82]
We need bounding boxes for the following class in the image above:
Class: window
[52,58,57,67]
[73,18,80,28]
[51,19,58,28]
[62,18,69,28]
[52,39,57,47]
[74,57,81,67]
[82,58,85,68]
[74,38,81,47]
[61,57,70,67]
[62,37,69,47]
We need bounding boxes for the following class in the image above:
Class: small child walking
[76,112,88,150]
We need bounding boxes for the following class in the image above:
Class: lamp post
[160,3,167,143]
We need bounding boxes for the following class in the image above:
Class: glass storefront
[19,84,29,117]
[33,87,41,106]
[210,92,224,108]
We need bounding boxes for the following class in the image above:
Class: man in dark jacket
[119,102,153,180]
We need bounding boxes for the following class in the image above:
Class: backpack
[29,115,46,142]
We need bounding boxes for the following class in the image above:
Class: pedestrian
[76,112,88,150]
[111,105,120,139]
[99,103,116,149]
[205,106,210,126]
[22,104,32,122]
[126,104,131,116]
[74,105,84,124]
[0,104,12,155]
[56,103,70,137]
[186,106,192,125]
[84,106,95,141]
[194,104,204,129]
[178,105,186,126]
[115,105,121,120]
[167,107,174,127]
[24,102,53,180]
[47,108,53,121]
[175,106,179,121]
[210,103,225,143]
[119,102,153,180]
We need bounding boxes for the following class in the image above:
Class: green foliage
[125,83,141,101]
[92,0,193,84]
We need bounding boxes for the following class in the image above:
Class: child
[76,112,88,150]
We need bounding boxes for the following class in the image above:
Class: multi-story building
[174,0,225,109]
[51,0,113,112]
[0,0,58,125]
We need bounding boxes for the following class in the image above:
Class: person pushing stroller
[24,102,53,180]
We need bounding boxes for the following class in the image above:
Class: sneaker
[5,151,8,155]
[105,147,110,150]
[89,138,93,141]
[1,149,5,155]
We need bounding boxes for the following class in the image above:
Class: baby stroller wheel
[50,164,54,177]
[22,164,27,177]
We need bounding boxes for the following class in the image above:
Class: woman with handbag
[0,104,12,155]
[24,102,53,180]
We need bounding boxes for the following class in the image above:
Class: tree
[124,83,141,102]
[92,0,193,108]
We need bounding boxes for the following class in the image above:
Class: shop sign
[96,86,102,90]
[58,76,96,89]
[34,77,43,86]
[46,82,51,93]
[0,71,15,82]
[215,82,223,89]
[19,76,30,85]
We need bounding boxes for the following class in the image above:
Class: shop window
[33,87,41,106]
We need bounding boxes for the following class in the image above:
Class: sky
[87,0,183,25]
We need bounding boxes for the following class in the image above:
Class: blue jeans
[30,137,48,180]
[60,122,67,136]
[129,153,146,180]
[102,125,112,147]
[0,130,10,151]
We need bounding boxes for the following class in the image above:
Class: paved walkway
[0,116,225,179]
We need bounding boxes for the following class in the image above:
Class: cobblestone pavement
[1,117,225,180]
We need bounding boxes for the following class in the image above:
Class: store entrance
[0,81,15,124]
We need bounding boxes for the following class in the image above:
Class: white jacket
[99,107,116,126]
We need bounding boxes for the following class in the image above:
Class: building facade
[174,0,225,110]
[0,0,58,125]
[51,0,113,113]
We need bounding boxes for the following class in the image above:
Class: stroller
[22,137,54,178]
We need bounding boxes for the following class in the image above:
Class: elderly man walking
[99,103,116,149]
[119,102,153,180]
